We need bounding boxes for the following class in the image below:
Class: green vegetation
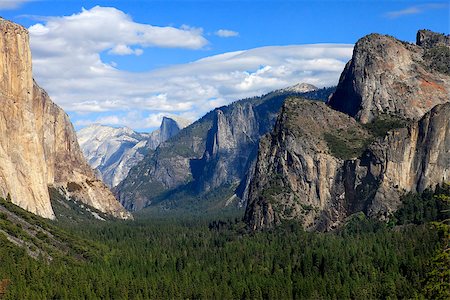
[140,183,239,215]
[0,185,448,299]
[49,187,116,225]
[394,184,450,225]
[422,184,450,300]
[424,45,450,75]
[364,115,408,138]
[324,115,408,160]
[324,130,371,160]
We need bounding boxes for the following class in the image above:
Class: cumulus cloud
[74,111,167,129]
[29,6,353,131]
[385,3,448,19]
[0,0,31,9]
[29,6,208,56]
[215,29,239,37]
[108,44,144,56]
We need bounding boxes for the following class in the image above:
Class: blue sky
[1,0,448,131]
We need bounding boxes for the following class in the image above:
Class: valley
[0,184,448,298]
[0,2,448,299]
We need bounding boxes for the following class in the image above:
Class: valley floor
[0,186,449,299]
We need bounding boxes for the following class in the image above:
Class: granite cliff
[245,30,450,230]
[327,31,450,123]
[0,18,131,220]
[77,116,189,188]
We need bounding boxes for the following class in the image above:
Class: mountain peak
[327,30,450,123]
[162,115,191,130]
[416,29,450,49]
[77,115,189,188]
[279,83,318,93]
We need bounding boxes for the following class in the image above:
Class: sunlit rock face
[328,32,450,124]
[77,116,189,188]
[246,31,450,231]
[0,18,131,220]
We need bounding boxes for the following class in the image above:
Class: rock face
[0,19,52,218]
[116,85,335,211]
[0,18,131,220]
[244,99,371,230]
[192,102,259,193]
[278,83,318,94]
[416,29,450,49]
[78,124,150,188]
[158,116,191,146]
[245,99,450,231]
[77,116,188,188]
[245,30,450,231]
[327,32,450,123]
[359,103,450,219]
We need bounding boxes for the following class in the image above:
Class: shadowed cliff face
[328,32,450,124]
[191,102,260,193]
[246,30,450,231]
[0,18,131,220]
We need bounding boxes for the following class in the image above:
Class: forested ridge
[0,184,448,299]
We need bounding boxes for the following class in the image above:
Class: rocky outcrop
[158,116,191,145]
[278,83,318,94]
[245,98,450,231]
[192,102,259,192]
[416,29,450,49]
[116,86,335,211]
[0,19,52,218]
[244,98,371,230]
[245,30,450,231]
[357,102,450,219]
[0,18,131,219]
[327,32,450,123]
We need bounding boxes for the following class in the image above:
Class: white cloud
[29,6,353,131]
[108,44,144,56]
[385,3,448,19]
[29,6,208,57]
[75,112,167,129]
[215,29,239,38]
[0,0,31,9]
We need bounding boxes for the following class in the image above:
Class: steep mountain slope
[245,30,450,231]
[327,30,450,123]
[244,98,372,230]
[78,125,149,187]
[78,117,189,188]
[0,195,105,262]
[245,98,449,230]
[116,85,335,211]
[0,19,52,218]
[0,18,130,220]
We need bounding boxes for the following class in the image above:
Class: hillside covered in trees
[0,184,448,299]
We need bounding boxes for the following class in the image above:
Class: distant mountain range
[77,116,190,188]
[115,84,335,212]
